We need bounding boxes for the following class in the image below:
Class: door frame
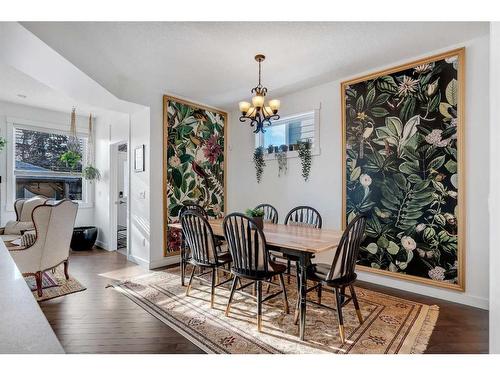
[109,140,130,255]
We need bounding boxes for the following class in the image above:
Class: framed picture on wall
[341,48,465,290]
[163,95,227,257]
[134,145,145,172]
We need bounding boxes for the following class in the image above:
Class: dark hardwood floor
[40,249,488,354]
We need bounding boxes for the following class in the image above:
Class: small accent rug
[25,266,86,302]
[111,267,439,354]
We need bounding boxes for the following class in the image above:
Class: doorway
[110,141,129,255]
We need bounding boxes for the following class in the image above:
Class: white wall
[0,100,94,226]
[489,22,500,353]
[129,107,151,267]
[227,35,490,309]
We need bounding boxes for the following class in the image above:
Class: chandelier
[238,54,280,133]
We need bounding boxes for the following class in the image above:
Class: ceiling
[0,62,107,116]
[22,22,489,110]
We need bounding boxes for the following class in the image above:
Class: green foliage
[275,144,288,177]
[297,139,312,181]
[60,150,82,170]
[0,137,6,152]
[165,99,225,254]
[253,146,266,183]
[345,55,460,284]
[245,207,264,217]
[82,165,101,182]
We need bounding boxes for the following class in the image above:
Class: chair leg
[225,276,238,316]
[180,247,185,286]
[287,259,291,283]
[257,280,263,332]
[317,283,322,305]
[63,259,69,280]
[278,273,289,314]
[186,266,196,296]
[34,271,43,297]
[210,268,216,308]
[349,285,363,324]
[293,263,301,325]
[335,288,346,344]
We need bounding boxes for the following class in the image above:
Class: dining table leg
[299,253,309,341]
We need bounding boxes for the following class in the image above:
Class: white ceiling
[22,22,489,110]
[0,62,111,116]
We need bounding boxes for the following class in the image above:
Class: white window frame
[5,117,94,211]
[255,104,321,160]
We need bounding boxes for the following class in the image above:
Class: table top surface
[0,241,64,354]
[168,218,343,254]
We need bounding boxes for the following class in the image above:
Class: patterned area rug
[112,267,438,354]
[25,266,86,302]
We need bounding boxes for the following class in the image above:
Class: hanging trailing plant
[83,113,101,182]
[0,137,6,152]
[60,108,82,172]
[275,144,288,177]
[253,146,266,183]
[297,139,312,181]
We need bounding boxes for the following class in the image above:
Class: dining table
[168,218,343,341]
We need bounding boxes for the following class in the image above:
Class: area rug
[112,267,438,354]
[25,266,86,302]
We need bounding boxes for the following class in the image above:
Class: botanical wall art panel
[163,96,226,256]
[341,48,465,290]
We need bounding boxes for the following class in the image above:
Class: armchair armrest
[0,227,4,235]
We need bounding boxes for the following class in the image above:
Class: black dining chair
[223,213,289,332]
[181,210,233,308]
[294,214,367,343]
[179,203,226,286]
[255,203,279,224]
[281,206,322,283]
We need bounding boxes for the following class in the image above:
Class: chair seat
[307,263,357,286]
[232,260,286,280]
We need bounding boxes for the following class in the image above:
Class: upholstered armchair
[0,196,49,242]
[10,199,78,297]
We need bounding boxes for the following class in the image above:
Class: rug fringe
[410,305,440,354]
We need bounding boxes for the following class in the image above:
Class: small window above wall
[254,109,320,159]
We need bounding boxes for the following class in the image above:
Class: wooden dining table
[168,218,343,340]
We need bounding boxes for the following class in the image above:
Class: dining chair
[223,213,289,332]
[255,203,279,224]
[294,214,367,343]
[181,210,232,308]
[178,203,225,286]
[281,206,323,283]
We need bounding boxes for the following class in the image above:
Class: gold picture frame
[341,48,466,291]
[163,95,228,257]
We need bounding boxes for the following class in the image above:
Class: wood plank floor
[39,249,488,354]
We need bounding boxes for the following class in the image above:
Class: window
[254,110,319,157]
[13,126,88,202]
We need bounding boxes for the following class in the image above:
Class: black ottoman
[71,226,98,251]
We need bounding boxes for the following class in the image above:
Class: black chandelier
[238,54,281,133]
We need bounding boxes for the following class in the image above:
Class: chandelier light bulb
[239,101,251,114]
[269,99,281,113]
[251,95,264,108]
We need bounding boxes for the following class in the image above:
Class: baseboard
[127,254,150,268]
[95,240,109,251]
[148,255,180,270]
[357,270,489,310]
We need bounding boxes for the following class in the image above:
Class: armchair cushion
[3,220,35,235]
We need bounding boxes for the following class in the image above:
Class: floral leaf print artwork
[163,97,226,256]
[342,49,464,290]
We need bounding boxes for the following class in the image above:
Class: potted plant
[267,144,274,154]
[83,165,101,182]
[0,137,6,152]
[275,144,288,177]
[245,207,265,230]
[297,139,312,181]
[60,150,82,171]
[253,147,266,183]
